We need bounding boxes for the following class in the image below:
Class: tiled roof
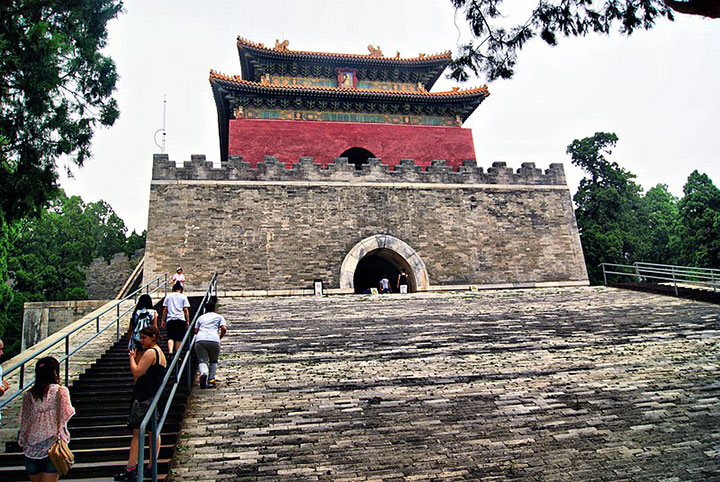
[237,36,452,64]
[210,70,489,99]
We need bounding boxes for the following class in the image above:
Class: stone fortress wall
[144,154,588,292]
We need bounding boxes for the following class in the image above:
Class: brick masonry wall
[22,300,110,350]
[144,155,587,291]
[85,249,144,300]
[228,119,476,168]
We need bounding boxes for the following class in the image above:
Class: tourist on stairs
[171,266,186,287]
[161,281,190,355]
[193,297,227,389]
[127,294,158,363]
[115,326,167,482]
[18,357,75,482]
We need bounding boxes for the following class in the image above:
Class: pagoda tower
[142,35,588,294]
[209,37,489,168]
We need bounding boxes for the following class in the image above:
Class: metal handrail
[0,274,169,410]
[634,261,720,275]
[599,262,719,296]
[138,273,218,482]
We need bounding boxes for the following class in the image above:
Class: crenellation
[151,154,568,185]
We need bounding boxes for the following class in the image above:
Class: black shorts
[166,319,186,342]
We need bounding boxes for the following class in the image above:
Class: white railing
[599,262,719,296]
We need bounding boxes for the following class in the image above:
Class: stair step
[65,423,181,439]
[0,459,172,480]
[3,433,179,453]
[70,412,185,428]
[0,444,175,467]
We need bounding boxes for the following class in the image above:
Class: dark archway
[340,147,375,170]
[353,248,415,294]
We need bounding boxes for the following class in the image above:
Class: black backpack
[129,309,154,346]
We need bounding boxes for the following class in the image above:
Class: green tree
[568,132,644,284]
[1,190,144,359]
[449,1,719,81]
[0,219,17,355]
[637,184,680,264]
[0,0,123,225]
[676,171,720,268]
[125,229,147,258]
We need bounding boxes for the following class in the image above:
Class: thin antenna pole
[154,95,167,153]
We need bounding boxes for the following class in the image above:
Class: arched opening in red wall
[340,147,375,170]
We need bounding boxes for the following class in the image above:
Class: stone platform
[172,287,720,481]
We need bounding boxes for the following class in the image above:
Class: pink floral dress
[18,384,75,459]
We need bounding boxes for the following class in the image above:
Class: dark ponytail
[30,357,60,401]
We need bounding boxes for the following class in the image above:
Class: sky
[58,0,720,234]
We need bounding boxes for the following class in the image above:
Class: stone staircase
[172,287,720,481]
[0,299,203,482]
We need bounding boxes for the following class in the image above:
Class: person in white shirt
[171,267,186,287]
[161,282,190,355]
[193,298,227,389]
[379,276,391,294]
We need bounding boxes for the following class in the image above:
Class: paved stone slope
[173,287,720,481]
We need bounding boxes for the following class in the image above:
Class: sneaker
[114,466,137,481]
[144,465,153,479]
[199,374,207,389]
[207,378,217,388]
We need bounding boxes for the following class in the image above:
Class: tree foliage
[0,190,144,359]
[568,132,644,283]
[570,132,719,284]
[636,184,680,264]
[0,219,16,355]
[449,1,719,82]
[676,171,720,267]
[0,0,123,225]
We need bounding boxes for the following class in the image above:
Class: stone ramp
[173,287,720,481]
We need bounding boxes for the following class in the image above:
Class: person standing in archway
[397,269,409,294]
[379,275,391,294]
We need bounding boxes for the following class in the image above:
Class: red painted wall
[228,119,476,169]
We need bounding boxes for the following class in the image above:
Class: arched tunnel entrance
[353,248,415,294]
[340,235,430,294]
[340,147,375,170]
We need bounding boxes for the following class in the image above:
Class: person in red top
[18,356,75,482]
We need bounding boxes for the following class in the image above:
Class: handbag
[47,387,75,476]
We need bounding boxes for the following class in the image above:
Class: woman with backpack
[18,356,75,481]
[128,294,158,363]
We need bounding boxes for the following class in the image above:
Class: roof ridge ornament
[367,45,383,58]
[274,39,289,51]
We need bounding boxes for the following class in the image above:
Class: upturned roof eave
[236,39,453,68]
[209,73,489,104]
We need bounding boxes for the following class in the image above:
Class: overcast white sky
[58,0,720,234]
